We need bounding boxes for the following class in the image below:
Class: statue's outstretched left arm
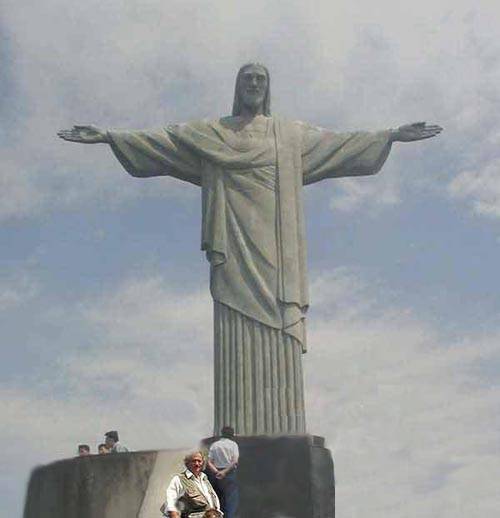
[389,122,443,143]
[301,120,443,185]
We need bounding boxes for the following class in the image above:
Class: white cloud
[2,0,499,219]
[55,275,214,435]
[0,272,38,310]
[305,270,500,518]
[0,274,214,517]
[80,275,211,353]
[297,0,500,214]
[2,1,500,516]
[2,268,500,517]
[448,158,500,218]
[329,168,401,213]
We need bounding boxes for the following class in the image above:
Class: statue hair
[232,63,271,116]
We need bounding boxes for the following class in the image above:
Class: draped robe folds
[108,116,392,435]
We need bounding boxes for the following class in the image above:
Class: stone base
[23,448,191,518]
[203,434,335,518]
[23,436,334,518]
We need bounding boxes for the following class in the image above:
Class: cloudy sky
[1,0,500,516]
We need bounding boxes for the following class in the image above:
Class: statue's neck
[239,105,265,118]
[230,113,270,132]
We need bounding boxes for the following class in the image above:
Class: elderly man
[163,451,221,518]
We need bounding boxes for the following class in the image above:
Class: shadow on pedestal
[202,434,335,518]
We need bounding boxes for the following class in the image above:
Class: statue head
[232,63,271,116]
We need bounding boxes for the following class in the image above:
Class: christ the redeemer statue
[59,63,442,436]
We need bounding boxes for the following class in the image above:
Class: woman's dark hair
[104,430,119,442]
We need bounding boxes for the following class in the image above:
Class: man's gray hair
[183,450,205,467]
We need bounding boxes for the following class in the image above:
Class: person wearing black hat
[104,430,129,453]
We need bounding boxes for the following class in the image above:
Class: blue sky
[1,0,500,517]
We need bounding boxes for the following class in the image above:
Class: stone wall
[23,449,189,518]
[23,437,334,518]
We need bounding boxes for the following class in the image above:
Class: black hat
[105,430,119,442]
[221,426,234,438]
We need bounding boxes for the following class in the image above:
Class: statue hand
[391,122,443,143]
[57,125,109,144]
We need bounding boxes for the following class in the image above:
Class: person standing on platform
[77,444,91,456]
[104,430,129,453]
[206,426,239,518]
[98,443,110,454]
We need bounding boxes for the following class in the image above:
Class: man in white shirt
[163,451,221,518]
[206,427,239,518]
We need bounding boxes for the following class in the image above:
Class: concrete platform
[23,436,334,518]
[23,448,190,518]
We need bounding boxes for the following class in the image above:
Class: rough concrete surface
[23,449,189,518]
[203,434,335,518]
[23,437,334,518]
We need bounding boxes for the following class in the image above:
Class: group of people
[162,426,240,518]
[76,426,238,518]
[77,430,129,457]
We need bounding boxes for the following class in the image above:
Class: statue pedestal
[203,434,335,518]
[23,448,191,518]
[23,436,334,518]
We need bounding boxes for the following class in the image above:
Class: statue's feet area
[23,436,334,518]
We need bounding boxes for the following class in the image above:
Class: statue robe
[108,116,392,435]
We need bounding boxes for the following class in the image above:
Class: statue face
[238,64,268,113]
